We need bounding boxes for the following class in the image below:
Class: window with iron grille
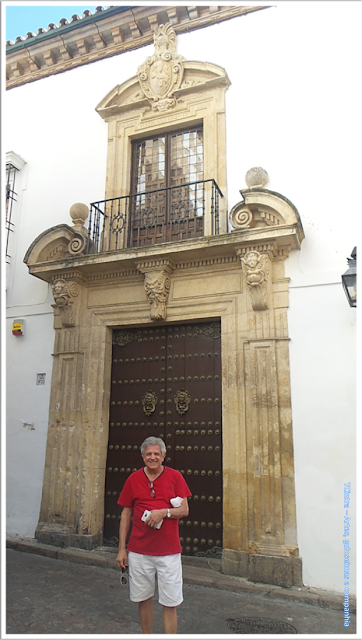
[130,126,204,246]
[5,162,18,265]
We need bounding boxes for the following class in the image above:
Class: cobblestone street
[6,549,356,636]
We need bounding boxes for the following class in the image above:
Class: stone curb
[6,535,355,613]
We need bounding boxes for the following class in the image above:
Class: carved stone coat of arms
[138,23,184,112]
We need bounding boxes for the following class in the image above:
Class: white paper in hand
[170,496,183,508]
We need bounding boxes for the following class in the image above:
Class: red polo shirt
[117,466,192,556]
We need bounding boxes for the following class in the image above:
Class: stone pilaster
[36,272,105,549]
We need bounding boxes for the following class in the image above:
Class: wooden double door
[104,320,223,556]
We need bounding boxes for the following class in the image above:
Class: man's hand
[116,549,128,569]
[145,509,166,528]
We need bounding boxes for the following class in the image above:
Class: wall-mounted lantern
[341,247,357,307]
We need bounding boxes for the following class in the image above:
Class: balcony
[86,179,223,255]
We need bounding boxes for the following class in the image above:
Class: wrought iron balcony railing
[86,179,223,254]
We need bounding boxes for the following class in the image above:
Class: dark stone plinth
[35,525,102,551]
[249,554,293,588]
[291,556,303,587]
[222,549,303,588]
[221,548,249,577]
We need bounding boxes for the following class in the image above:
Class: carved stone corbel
[137,260,173,320]
[238,249,270,311]
[51,277,81,327]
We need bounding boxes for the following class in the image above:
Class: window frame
[129,126,205,246]
[96,60,230,247]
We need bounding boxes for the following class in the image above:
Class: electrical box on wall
[12,319,24,336]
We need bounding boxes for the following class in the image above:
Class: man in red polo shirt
[116,436,192,634]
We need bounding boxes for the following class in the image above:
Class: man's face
[142,445,166,472]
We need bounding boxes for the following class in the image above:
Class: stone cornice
[25,224,302,284]
[6,151,27,170]
[6,5,269,90]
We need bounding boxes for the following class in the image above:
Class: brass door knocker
[174,389,191,415]
[142,390,158,416]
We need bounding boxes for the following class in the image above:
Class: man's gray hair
[141,436,166,456]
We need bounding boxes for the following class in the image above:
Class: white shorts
[128,551,183,607]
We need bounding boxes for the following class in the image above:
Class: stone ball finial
[70,203,89,228]
[245,167,268,189]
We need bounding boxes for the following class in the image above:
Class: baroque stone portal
[24,20,305,587]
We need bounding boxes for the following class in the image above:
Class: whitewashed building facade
[4,2,359,595]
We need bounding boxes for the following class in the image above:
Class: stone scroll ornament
[174,389,191,416]
[138,23,184,112]
[229,203,254,230]
[52,278,79,327]
[142,391,158,416]
[240,251,269,311]
[68,203,89,256]
[67,233,87,257]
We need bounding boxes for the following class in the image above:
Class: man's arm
[166,497,189,518]
[145,498,189,528]
[116,506,132,568]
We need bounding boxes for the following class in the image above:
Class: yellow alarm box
[12,320,23,336]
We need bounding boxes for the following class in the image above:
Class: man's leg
[138,597,153,634]
[163,605,177,634]
[157,554,182,634]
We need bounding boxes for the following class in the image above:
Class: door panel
[104,321,222,556]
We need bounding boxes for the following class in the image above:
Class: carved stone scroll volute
[137,260,173,321]
[239,250,270,311]
[51,277,81,327]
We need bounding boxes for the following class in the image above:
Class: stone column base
[35,524,102,550]
[222,549,303,588]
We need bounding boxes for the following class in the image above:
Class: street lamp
[341,247,357,307]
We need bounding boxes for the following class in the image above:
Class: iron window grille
[5,162,18,264]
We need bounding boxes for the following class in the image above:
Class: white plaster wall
[6,310,54,536]
[5,1,359,592]
[288,279,357,592]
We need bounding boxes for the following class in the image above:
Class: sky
[5,4,108,42]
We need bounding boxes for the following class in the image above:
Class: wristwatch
[166,509,171,518]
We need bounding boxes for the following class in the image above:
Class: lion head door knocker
[142,391,158,416]
[174,389,191,416]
